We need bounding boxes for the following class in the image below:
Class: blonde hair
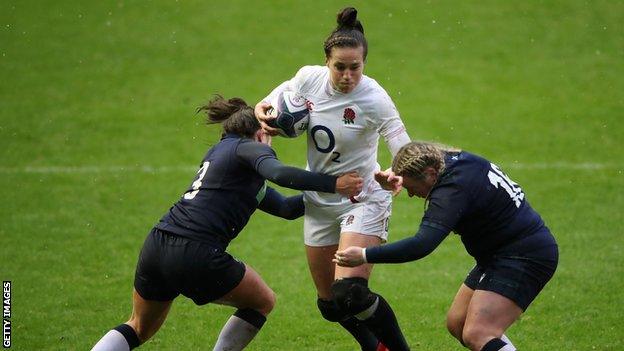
[392,141,461,179]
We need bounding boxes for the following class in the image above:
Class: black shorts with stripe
[464,228,558,311]
[134,228,246,305]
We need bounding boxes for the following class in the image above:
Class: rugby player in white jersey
[255,7,411,351]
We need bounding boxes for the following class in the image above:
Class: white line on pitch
[0,163,620,174]
[0,165,198,174]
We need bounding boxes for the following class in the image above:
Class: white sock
[501,334,516,350]
[91,330,130,351]
[213,315,260,351]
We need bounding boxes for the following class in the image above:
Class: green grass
[1,0,623,349]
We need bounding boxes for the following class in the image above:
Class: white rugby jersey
[263,65,411,206]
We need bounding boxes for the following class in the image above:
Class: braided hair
[392,142,460,179]
[324,7,368,59]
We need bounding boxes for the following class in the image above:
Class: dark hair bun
[336,7,363,33]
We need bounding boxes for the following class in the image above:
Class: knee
[330,277,376,315]
[461,324,491,351]
[446,310,465,341]
[258,289,277,316]
[317,298,346,322]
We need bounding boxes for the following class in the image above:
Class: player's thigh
[446,283,475,338]
[335,195,390,279]
[127,289,173,342]
[463,289,522,341]
[214,264,275,316]
[335,232,381,279]
[305,244,339,299]
[303,201,343,298]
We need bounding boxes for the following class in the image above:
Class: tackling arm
[364,223,450,263]
[258,187,304,220]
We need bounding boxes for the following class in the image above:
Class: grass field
[1,0,623,350]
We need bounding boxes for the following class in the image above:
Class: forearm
[258,188,304,220]
[365,224,449,263]
[258,158,336,193]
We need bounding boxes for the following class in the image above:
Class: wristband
[361,247,367,263]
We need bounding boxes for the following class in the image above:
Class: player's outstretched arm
[257,158,363,197]
[237,141,363,197]
[335,224,450,266]
[258,187,304,220]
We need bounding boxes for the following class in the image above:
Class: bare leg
[462,290,522,351]
[305,244,339,300]
[212,264,275,351]
[334,232,378,281]
[126,290,173,342]
[91,290,172,350]
[446,284,474,345]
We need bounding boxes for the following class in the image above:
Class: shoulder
[236,138,275,155]
[296,65,327,77]
[294,65,327,83]
[438,152,490,190]
[291,65,328,94]
[356,76,398,119]
[357,75,390,97]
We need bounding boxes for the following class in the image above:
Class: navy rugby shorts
[464,228,558,311]
[134,228,246,305]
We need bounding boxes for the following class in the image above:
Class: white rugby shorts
[303,188,391,247]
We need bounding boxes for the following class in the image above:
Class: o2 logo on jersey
[487,163,524,207]
[311,125,341,162]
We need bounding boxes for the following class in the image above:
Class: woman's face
[326,46,365,93]
[401,169,438,198]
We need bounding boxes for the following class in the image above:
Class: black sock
[113,323,141,350]
[359,294,410,351]
[481,338,507,351]
[234,308,267,330]
[339,316,379,351]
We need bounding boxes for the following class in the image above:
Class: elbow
[281,207,303,220]
[280,207,304,220]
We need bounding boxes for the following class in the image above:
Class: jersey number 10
[487,163,524,208]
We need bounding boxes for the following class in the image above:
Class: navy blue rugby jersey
[422,151,545,259]
[156,134,278,248]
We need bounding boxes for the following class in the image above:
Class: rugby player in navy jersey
[335,141,558,351]
[91,95,363,351]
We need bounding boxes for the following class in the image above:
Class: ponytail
[197,95,260,138]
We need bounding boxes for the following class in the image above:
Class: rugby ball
[266,91,309,138]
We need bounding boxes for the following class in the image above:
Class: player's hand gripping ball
[266,91,309,138]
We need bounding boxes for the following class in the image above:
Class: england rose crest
[343,108,356,124]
